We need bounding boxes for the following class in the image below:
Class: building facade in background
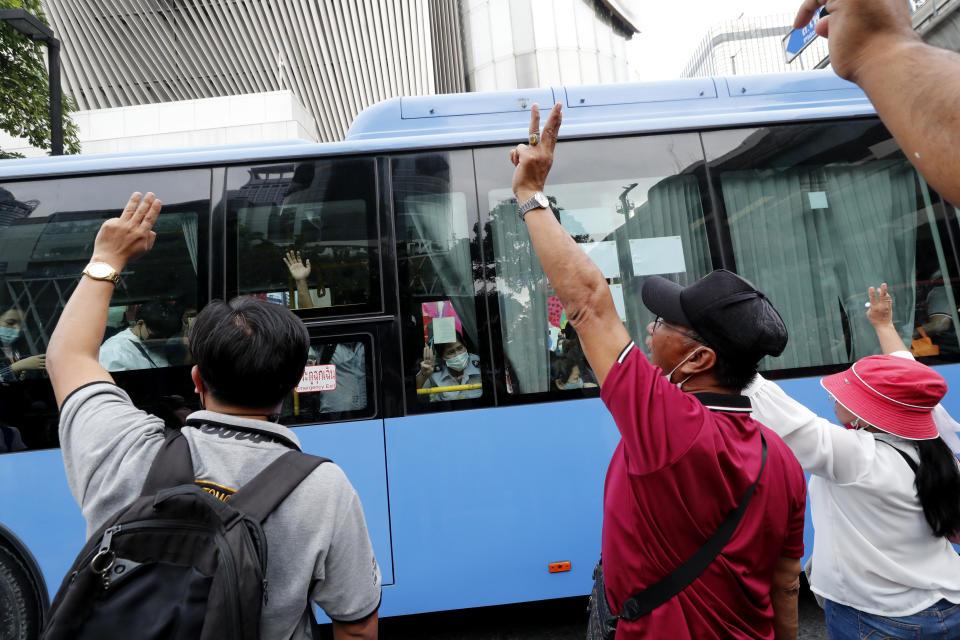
[43,0,465,143]
[682,13,829,78]
[1,0,641,156]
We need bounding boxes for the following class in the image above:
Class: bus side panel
[381,400,619,616]
[0,449,85,595]
[296,420,393,586]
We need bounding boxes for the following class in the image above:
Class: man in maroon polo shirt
[509,107,807,639]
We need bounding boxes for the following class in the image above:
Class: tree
[0,0,80,158]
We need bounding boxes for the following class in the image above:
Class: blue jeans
[825,599,960,639]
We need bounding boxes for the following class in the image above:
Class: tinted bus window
[0,172,209,451]
[475,134,712,396]
[280,334,375,425]
[703,119,960,371]
[391,151,488,410]
[226,159,380,314]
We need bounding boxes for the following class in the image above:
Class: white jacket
[744,369,960,616]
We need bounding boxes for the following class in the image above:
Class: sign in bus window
[284,338,372,425]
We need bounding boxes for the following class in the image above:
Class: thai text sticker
[296,364,337,393]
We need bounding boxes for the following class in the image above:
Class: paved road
[321,578,828,639]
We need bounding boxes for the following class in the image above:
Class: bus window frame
[223,156,385,320]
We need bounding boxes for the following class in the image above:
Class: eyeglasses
[653,317,709,345]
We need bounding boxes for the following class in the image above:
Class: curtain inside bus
[720,161,918,370]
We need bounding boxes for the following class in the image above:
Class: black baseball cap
[641,269,788,364]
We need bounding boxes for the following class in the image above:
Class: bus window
[0,172,208,451]
[281,335,374,425]
[703,120,960,371]
[476,134,713,396]
[392,151,488,409]
[226,159,381,314]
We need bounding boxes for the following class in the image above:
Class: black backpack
[42,430,329,640]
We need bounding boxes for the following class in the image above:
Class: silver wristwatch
[518,191,550,221]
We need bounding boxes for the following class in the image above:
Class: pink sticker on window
[296,364,337,393]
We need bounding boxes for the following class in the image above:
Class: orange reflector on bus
[549,561,571,573]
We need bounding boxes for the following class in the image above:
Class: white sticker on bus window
[561,208,621,236]
[296,365,337,393]
[808,191,828,209]
[609,283,627,321]
[581,241,621,279]
[432,316,456,345]
[629,237,685,276]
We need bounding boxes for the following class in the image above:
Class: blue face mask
[0,327,20,346]
[562,379,584,390]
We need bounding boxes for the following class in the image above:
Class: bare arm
[331,612,378,640]
[415,345,434,389]
[770,555,801,640]
[283,250,314,309]
[46,193,162,408]
[799,0,960,207]
[866,283,908,355]
[510,104,630,385]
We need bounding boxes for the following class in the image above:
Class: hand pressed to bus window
[283,249,315,310]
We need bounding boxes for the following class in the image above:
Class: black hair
[710,350,758,392]
[678,331,757,392]
[435,331,473,357]
[189,297,309,409]
[915,437,960,538]
[551,355,579,385]
[136,301,182,339]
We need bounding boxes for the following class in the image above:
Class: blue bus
[2,70,959,635]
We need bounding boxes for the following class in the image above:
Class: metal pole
[47,38,63,155]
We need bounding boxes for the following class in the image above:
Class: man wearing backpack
[45,192,381,639]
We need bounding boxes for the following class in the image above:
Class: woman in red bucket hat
[746,284,960,640]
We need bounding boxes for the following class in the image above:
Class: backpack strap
[878,439,919,473]
[140,428,195,496]
[618,431,767,621]
[228,450,330,523]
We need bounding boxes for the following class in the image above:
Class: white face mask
[664,346,704,390]
[445,351,470,372]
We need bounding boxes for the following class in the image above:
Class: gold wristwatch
[82,261,120,284]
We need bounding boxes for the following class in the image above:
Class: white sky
[626,0,807,80]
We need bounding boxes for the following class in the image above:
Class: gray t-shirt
[59,382,381,639]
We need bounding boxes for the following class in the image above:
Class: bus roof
[0,71,874,181]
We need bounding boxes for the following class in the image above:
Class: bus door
[289,321,395,589]
[224,156,395,589]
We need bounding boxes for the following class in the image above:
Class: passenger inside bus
[0,306,45,382]
[915,271,958,358]
[554,324,598,387]
[282,253,368,417]
[417,333,482,401]
[98,301,181,371]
